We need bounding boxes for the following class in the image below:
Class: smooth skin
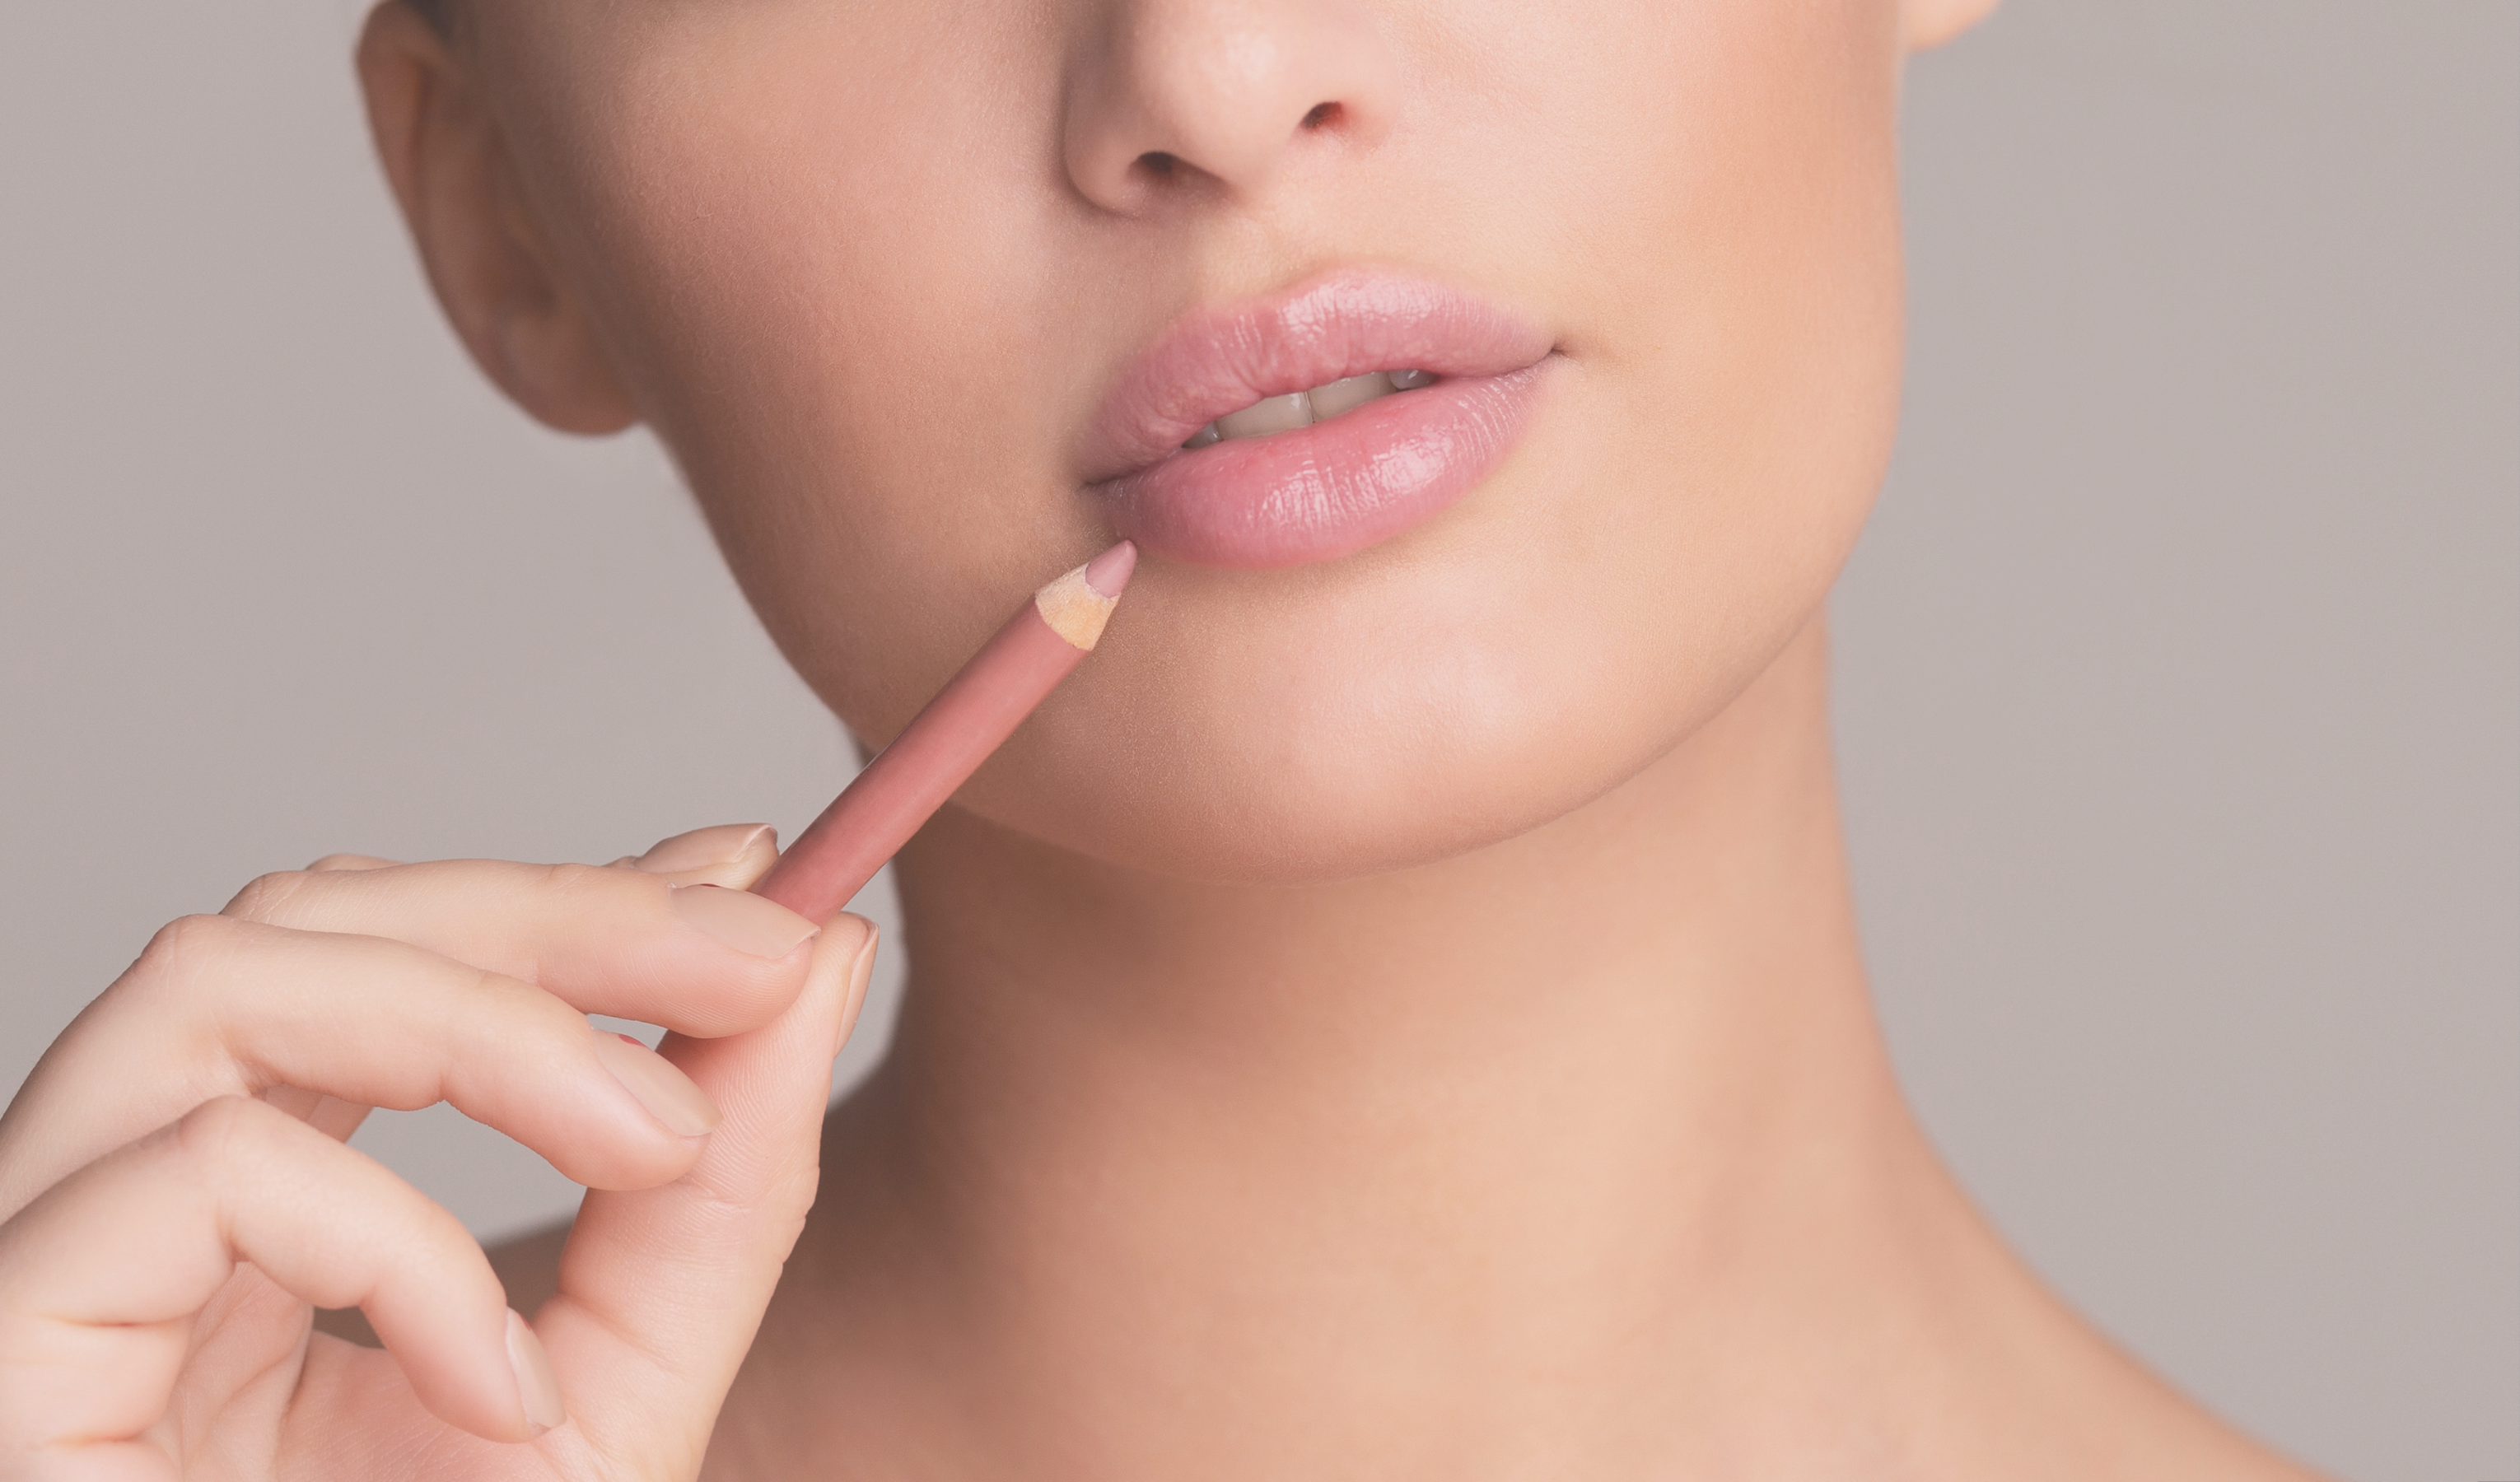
[0,0,2326,1476]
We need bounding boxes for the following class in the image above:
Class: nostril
[1300,101,1342,131]
[1136,151,1179,179]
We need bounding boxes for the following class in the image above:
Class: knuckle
[171,1094,282,1169]
[536,859,626,904]
[465,963,562,1029]
[132,912,241,988]
[439,968,583,1075]
[756,1167,823,1237]
[222,869,316,923]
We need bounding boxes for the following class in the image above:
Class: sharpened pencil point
[756,548,1122,919]
[1083,540,1138,599]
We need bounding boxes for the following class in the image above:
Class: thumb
[525,904,878,1475]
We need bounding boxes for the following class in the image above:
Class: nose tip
[1062,0,1398,214]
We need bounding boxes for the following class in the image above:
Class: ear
[356,2,637,436]
[1905,0,2004,51]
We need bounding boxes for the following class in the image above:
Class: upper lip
[1077,268,1555,483]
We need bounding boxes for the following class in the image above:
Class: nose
[1062,0,1399,213]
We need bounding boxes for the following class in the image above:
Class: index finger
[220,859,820,1038]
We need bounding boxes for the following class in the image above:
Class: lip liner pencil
[746,539,1138,923]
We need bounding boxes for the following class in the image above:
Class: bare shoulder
[310,1219,571,1347]
[1920,1251,2340,1482]
[2149,1422,2336,1482]
[2056,1344,2340,1482]
[2152,1430,2336,1482]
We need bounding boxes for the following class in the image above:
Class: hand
[0,824,880,1480]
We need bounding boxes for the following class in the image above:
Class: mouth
[1080,269,1556,569]
[1174,367,1440,450]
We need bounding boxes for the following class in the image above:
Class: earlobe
[354,2,638,436]
[1904,0,2004,52]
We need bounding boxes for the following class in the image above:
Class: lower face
[480,0,1907,882]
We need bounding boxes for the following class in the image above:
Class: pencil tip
[1082,539,1138,599]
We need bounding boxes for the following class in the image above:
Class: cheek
[503,0,1903,883]
[1549,0,1908,604]
[505,2,1107,727]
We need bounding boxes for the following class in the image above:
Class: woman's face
[458,0,1909,880]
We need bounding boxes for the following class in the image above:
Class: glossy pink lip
[1080,269,1555,568]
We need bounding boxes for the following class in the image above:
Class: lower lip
[1090,361,1551,569]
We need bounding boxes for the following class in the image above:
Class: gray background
[1,2,2510,1476]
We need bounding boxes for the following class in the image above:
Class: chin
[938,435,1850,886]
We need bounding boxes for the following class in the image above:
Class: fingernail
[838,919,881,1046]
[634,823,776,875]
[670,883,818,959]
[504,1308,566,1438]
[591,1029,721,1138]
[847,921,880,996]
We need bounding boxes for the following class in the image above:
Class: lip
[1080,269,1555,569]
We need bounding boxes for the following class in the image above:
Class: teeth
[1214,391,1314,440]
[1182,370,1434,450]
[1304,372,1393,420]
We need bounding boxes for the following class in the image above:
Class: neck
[786,619,2016,1473]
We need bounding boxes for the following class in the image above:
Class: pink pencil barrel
[749,542,1136,922]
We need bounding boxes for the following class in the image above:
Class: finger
[259,1082,376,1142]
[610,823,781,889]
[217,852,819,1036]
[266,827,769,1159]
[534,914,880,1474]
[0,1097,550,1459]
[0,916,724,1219]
